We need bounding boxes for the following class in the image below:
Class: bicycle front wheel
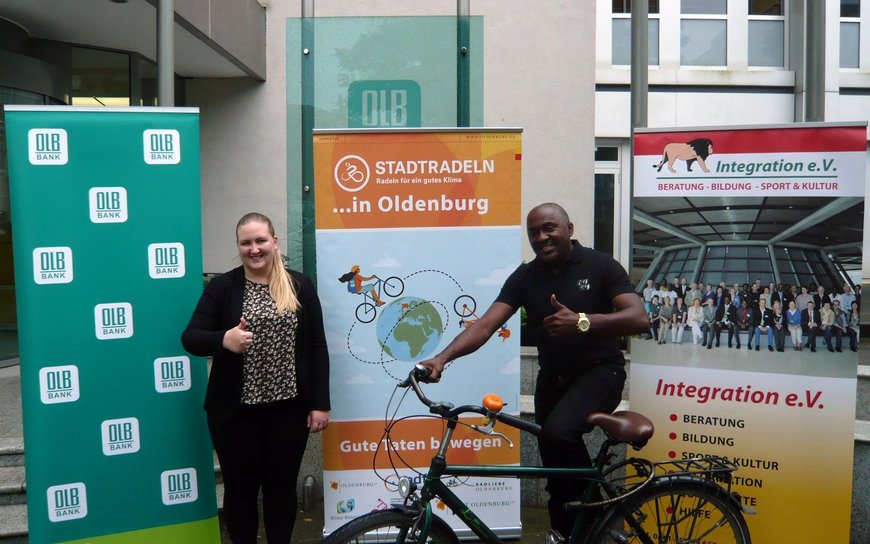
[590,480,750,544]
[324,509,459,544]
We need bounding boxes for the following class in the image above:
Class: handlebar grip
[496,412,541,436]
[398,364,433,388]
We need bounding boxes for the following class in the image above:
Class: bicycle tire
[383,276,405,298]
[453,295,476,318]
[589,479,750,544]
[323,509,459,544]
[356,302,377,323]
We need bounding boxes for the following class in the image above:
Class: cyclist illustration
[349,265,385,306]
[339,265,405,323]
[455,294,511,340]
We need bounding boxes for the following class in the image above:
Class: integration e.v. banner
[314,129,523,538]
[4,106,219,543]
[631,123,863,543]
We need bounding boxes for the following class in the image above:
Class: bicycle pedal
[545,529,565,544]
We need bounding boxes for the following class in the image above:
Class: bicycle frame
[409,416,609,544]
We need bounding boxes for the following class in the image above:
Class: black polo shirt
[496,240,634,377]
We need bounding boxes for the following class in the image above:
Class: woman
[795,285,813,312]
[181,213,330,543]
[686,298,705,345]
[786,299,803,351]
[760,286,772,309]
[847,300,860,353]
[671,297,687,344]
[657,296,672,344]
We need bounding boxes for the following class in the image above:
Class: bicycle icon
[355,276,405,323]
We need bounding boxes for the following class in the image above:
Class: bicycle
[323,366,752,544]
[355,276,405,323]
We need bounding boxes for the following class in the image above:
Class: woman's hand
[308,410,330,433]
[223,318,253,353]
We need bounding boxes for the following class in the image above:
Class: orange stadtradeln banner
[314,131,522,230]
[322,417,521,472]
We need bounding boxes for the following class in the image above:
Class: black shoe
[716,342,720,347]
[836,347,842,352]
[811,346,816,352]
[768,346,774,352]
[777,348,784,352]
[707,344,712,350]
[852,347,859,352]
[827,347,834,353]
[755,346,760,351]
[735,344,740,349]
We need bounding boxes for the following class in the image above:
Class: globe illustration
[376,296,444,361]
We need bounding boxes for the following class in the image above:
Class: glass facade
[645,244,845,291]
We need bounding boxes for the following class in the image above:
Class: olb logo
[161,468,198,505]
[154,356,191,393]
[89,187,128,223]
[101,417,140,456]
[39,365,80,404]
[148,243,185,279]
[28,128,68,165]
[94,303,134,339]
[144,129,181,164]
[47,482,87,522]
[32,247,73,285]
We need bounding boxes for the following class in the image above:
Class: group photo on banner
[630,123,864,544]
[313,128,524,538]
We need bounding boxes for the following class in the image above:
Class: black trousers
[208,397,310,544]
[534,359,626,538]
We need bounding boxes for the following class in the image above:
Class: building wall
[187,1,597,271]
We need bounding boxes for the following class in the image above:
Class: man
[420,203,647,542]
[684,282,702,306]
[751,297,772,351]
[642,279,656,314]
[713,295,738,348]
[802,301,820,352]
[701,298,717,348]
[672,276,685,300]
[836,284,856,310]
[813,285,831,309]
[648,294,662,340]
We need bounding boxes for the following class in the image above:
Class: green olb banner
[4,106,219,543]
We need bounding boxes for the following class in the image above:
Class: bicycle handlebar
[400,365,542,436]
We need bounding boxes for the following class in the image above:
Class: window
[611,2,660,66]
[594,173,615,255]
[841,0,860,69]
[680,0,727,66]
[748,1,785,67]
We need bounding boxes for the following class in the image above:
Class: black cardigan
[181,266,330,417]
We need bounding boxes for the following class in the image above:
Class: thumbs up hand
[542,294,581,337]
[223,317,254,353]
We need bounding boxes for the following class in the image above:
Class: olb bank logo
[47,482,87,522]
[161,468,198,505]
[148,243,185,279]
[101,417,140,456]
[32,247,73,285]
[39,365,80,404]
[94,302,133,339]
[154,356,191,393]
[144,129,180,164]
[28,128,68,165]
[89,187,128,223]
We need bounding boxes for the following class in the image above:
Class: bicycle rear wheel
[590,479,750,544]
[324,509,459,544]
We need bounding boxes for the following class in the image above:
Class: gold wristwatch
[576,313,591,333]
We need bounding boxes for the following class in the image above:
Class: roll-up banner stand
[4,106,219,543]
[314,128,523,539]
[631,122,864,543]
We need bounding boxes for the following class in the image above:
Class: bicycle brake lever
[471,420,514,449]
